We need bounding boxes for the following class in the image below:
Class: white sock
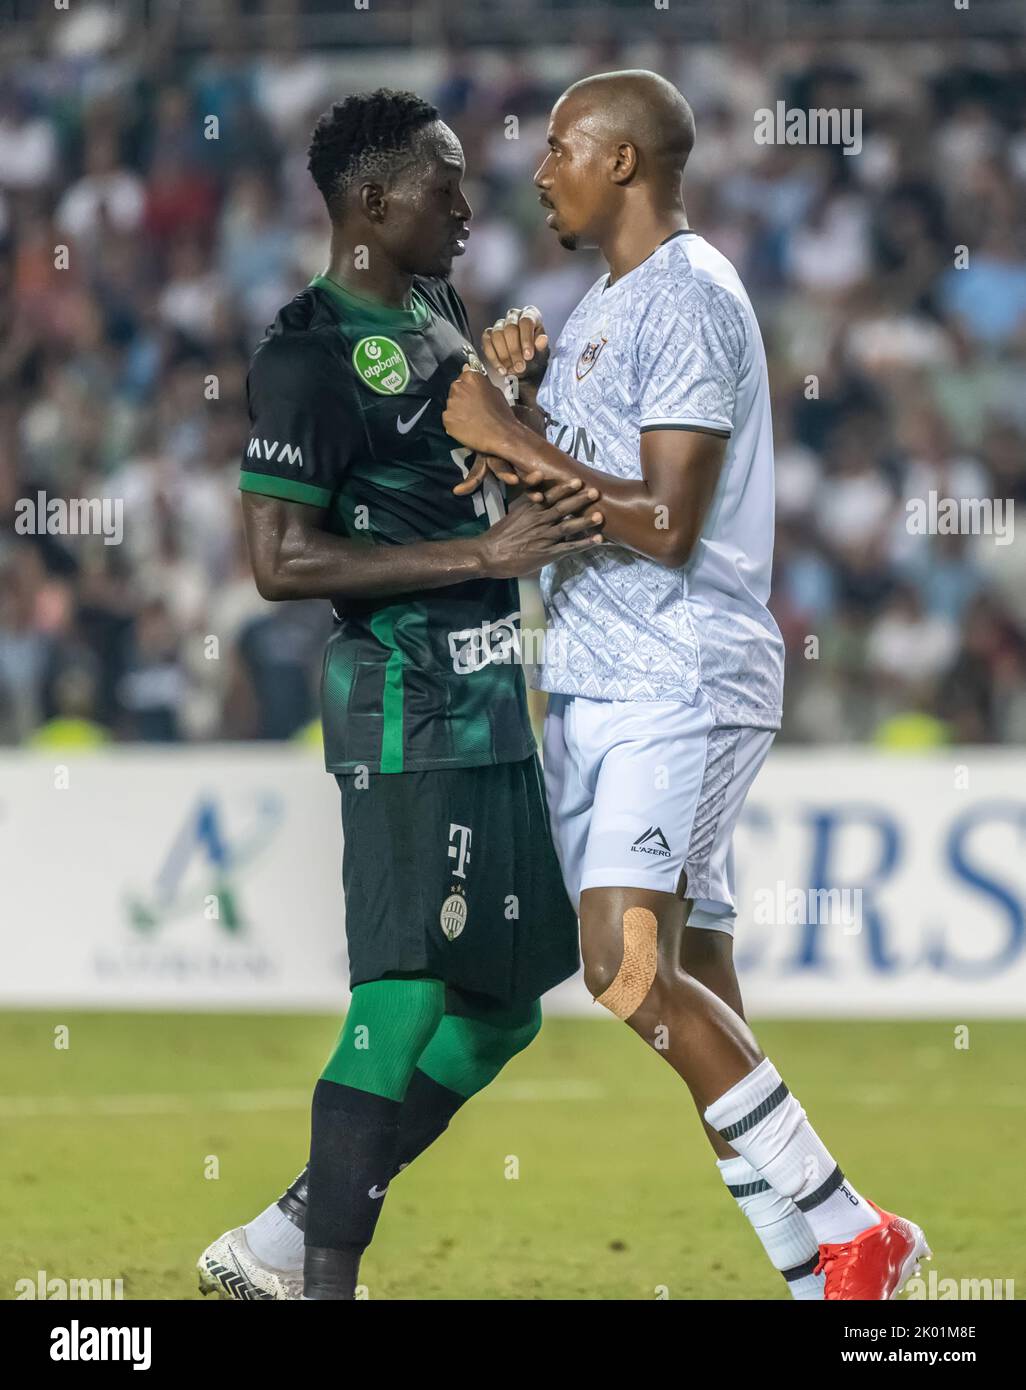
[705,1059,879,1246]
[717,1155,824,1300]
[244,1201,305,1272]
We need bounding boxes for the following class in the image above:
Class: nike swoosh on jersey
[396,400,430,434]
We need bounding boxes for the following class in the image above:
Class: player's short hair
[307,89,441,215]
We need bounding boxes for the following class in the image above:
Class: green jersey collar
[310,273,430,330]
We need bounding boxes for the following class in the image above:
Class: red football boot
[815,1200,931,1300]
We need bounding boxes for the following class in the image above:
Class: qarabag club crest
[576,335,608,380]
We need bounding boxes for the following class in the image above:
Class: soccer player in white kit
[443,69,929,1300]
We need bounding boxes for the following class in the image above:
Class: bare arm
[512,423,726,568]
[442,369,725,569]
[241,483,603,602]
[242,493,484,601]
[461,305,726,564]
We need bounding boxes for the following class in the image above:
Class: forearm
[513,394,548,438]
[253,526,484,602]
[500,421,689,564]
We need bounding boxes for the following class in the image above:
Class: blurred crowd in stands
[1,3,1025,747]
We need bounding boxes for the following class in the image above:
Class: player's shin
[584,897,876,1256]
[246,1069,471,1273]
[716,1155,824,1300]
[703,1058,879,1246]
[246,1000,543,1281]
[683,929,823,1298]
[303,978,445,1299]
[304,1080,403,1298]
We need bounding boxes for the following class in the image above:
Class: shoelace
[816,1216,895,1295]
[814,1242,852,1289]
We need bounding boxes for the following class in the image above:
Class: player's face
[534,98,613,250]
[382,122,472,278]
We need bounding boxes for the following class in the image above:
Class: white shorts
[542,692,774,936]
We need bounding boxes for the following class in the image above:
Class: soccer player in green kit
[196,90,600,1301]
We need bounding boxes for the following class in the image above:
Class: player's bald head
[555,70,695,182]
[535,70,695,250]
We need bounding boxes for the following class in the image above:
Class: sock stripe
[794,1163,846,1213]
[781,1255,820,1283]
[717,1080,790,1142]
[726,1179,771,1198]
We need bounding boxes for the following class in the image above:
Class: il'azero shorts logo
[352,335,411,396]
[630,826,671,858]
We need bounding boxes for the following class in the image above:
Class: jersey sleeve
[240,335,360,508]
[634,276,747,438]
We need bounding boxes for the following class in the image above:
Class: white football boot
[197,1226,303,1301]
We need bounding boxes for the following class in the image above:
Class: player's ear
[610,141,638,185]
[359,181,387,223]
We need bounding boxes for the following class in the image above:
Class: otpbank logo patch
[352,335,410,395]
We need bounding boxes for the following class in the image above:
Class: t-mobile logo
[448,823,472,879]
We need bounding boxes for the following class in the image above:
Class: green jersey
[239,274,535,774]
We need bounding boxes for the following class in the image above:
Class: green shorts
[338,754,580,1007]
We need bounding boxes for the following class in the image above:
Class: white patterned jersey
[535,230,784,728]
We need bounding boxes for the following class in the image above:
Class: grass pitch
[1,1011,1021,1300]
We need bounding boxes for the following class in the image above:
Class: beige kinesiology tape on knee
[595,907,658,1020]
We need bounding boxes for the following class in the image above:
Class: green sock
[416,997,542,1098]
[305,977,447,1293]
[281,996,543,1267]
[320,976,445,1099]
